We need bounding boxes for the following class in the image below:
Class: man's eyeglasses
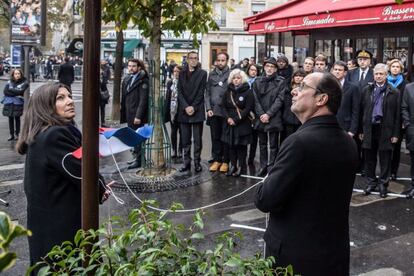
[299,82,323,95]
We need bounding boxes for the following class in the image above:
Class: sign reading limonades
[10,0,46,45]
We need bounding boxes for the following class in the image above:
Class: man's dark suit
[346,67,374,88]
[255,115,358,276]
[337,80,360,134]
[58,63,75,89]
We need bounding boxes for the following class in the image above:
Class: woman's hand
[102,181,116,202]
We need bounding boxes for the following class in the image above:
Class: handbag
[100,89,110,101]
[229,91,255,121]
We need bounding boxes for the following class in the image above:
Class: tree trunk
[149,0,165,169]
[111,24,123,122]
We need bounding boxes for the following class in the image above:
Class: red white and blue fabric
[72,125,153,159]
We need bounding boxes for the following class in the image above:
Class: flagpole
[81,0,101,233]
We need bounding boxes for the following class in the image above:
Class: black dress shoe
[379,184,388,198]
[127,160,141,170]
[403,188,414,199]
[194,164,202,173]
[208,158,214,164]
[233,167,247,177]
[226,166,237,177]
[364,184,377,195]
[390,174,397,181]
[257,167,268,177]
[127,158,137,165]
[179,165,191,172]
[7,136,14,141]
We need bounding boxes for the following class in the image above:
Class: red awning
[244,0,414,34]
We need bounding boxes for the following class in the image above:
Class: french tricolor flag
[72,125,153,159]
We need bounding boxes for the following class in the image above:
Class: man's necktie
[360,71,365,81]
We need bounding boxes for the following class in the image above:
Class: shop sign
[382,5,414,21]
[162,42,195,49]
[303,15,335,26]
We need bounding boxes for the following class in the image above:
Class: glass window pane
[356,38,378,62]
[383,37,409,69]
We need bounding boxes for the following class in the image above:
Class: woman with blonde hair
[221,69,255,176]
[388,58,407,180]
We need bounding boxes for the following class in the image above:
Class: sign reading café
[254,1,414,33]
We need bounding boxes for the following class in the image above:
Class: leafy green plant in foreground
[28,201,293,275]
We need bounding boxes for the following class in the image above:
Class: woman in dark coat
[387,59,407,179]
[281,69,305,143]
[247,64,259,165]
[222,69,255,177]
[16,83,112,273]
[164,65,183,158]
[99,67,110,127]
[1,69,28,141]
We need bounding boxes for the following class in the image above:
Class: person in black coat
[1,69,28,141]
[177,51,207,173]
[332,61,361,136]
[120,59,149,170]
[58,57,75,89]
[401,82,414,198]
[387,59,407,179]
[247,64,259,166]
[281,69,305,143]
[252,57,286,177]
[276,54,293,83]
[16,83,112,274]
[359,63,400,198]
[164,65,183,159]
[255,72,358,276]
[99,67,110,127]
[221,69,254,177]
[205,52,231,173]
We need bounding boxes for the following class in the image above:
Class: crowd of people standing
[160,50,414,199]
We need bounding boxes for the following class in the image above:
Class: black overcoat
[255,115,358,276]
[221,82,254,145]
[58,63,75,87]
[24,125,105,267]
[282,84,301,126]
[205,67,230,117]
[401,83,414,151]
[177,65,207,123]
[337,80,360,134]
[252,74,286,132]
[359,83,400,150]
[2,78,28,117]
[120,71,149,128]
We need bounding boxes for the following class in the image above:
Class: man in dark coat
[359,63,400,198]
[252,57,286,177]
[177,51,207,173]
[400,83,414,198]
[346,50,374,88]
[255,72,358,276]
[332,61,360,136]
[58,57,75,89]
[120,58,149,169]
[45,57,54,79]
[205,52,230,173]
[346,50,375,174]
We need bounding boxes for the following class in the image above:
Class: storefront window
[383,37,409,69]
[342,39,354,62]
[294,35,309,65]
[356,38,378,62]
[314,40,332,62]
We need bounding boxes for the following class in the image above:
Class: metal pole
[23,45,31,111]
[254,34,257,62]
[81,0,101,232]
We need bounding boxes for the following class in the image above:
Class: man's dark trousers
[258,130,279,168]
[181,122,203,167]
[210,115,224,162]
[364,124,392,186]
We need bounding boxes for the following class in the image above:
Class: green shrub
[0,211,32,273]
[28,201,293,275]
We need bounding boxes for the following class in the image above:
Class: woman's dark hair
[315,73,342,115]
[291,69,306,87]
[246,64,259,77]
[10,68,24,81]
[16,83,73,155]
